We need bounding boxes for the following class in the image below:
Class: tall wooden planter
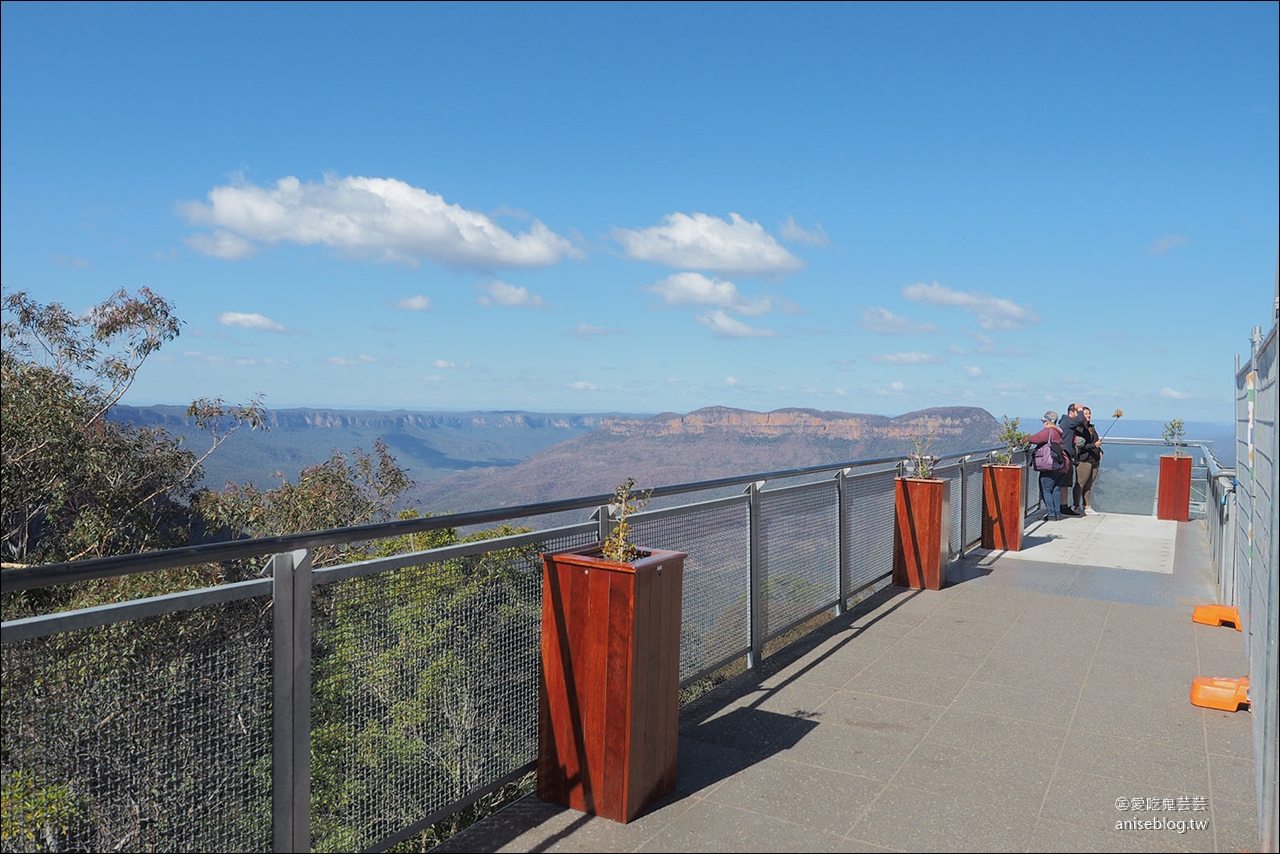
[892,477,951,590]
[1157,455,1193,522]
[538,544,685,824]
[981,465,1024,551]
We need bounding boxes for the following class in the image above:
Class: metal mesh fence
[844,468,898,595]
[961,461,985,553]
[0,598,274,853]
[308,529,590,853]
[631,497,751,682]
[1235,321,1278,854]
[759,481,840,641]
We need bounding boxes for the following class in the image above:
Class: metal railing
[2,446,1030,853]
[3,415,1274,852]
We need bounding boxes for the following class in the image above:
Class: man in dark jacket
[1058,403,1086,515]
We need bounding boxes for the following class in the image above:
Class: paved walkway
[433,516,1258,853]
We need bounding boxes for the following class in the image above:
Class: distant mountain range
[411,405,1003,514]
[109,404,1236,517]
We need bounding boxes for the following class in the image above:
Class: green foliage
[309,512,543,851]
[1,288,264,565]
[1162,418,1187,457]
[992,415,1030,466]
[601,477,651,561]
[194,438,411,568]
[0,769,87,851]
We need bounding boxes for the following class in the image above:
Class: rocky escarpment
[413,406,1003,514]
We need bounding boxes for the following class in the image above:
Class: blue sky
[2,2,1276,425]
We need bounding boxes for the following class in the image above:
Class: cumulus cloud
[868,352,945,365]
[1148,234,1188,254]
[876,381,908,395]
[1160,387,1196,399]
[902,281,1039,330]
[613,212,803,276]
[396,295,432,311]
[696,310,777,337]
[569,381,597,390]
[724,376,741,387]
[859,307,938,335]
[572,323,608,339]
[181,174,580,269]
[217,311,287,332]
[431,359,458,369]
[645,272,772,316]
[477,280,547,308]
[962,365,985,377]
[779,216,829,247]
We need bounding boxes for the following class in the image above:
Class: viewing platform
[434,512,1257,853]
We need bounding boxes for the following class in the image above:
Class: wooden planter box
[1157,455,1193,522]
[892,477,951,590]
[981,465,1024,551]
[538,544,685,824]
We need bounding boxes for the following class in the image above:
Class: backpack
[1033,429,1066,472]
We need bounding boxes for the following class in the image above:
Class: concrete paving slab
[974,514,1178,573]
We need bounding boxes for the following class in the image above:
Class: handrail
[0,448,994,593]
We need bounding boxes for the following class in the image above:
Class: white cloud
[326,354,380,367]
[396,295,432,311]
[1160,387,1196,399]
[431,359,457,369]
[876,381,909,395]
[217,311,287,332]
[572,323,608,339]
[725,376,741,387]
[962,365,985,377]
[868,352,945,365]
[569,381,597,390]
[779,216,829,247]
[1148,234,1188,254]
[859,306,938,335]
[186,230,257,260]
[476,280,547,308]
[902,281,1039,330]
[613,212,803,276]
[182,174,580,269]
[645,272,772,316]
[695,310,778,337]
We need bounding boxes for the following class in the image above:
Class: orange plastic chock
[1192,604,1242,630]
[1190,676,1250,712]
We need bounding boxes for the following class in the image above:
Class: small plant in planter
[982,415,1030,551]
[1157,418,1192,521]
[539,476,686,823]
[1162,418,1187,457]
[894,425,950,589]
[601,476,652,561]
[991,415,1030,466]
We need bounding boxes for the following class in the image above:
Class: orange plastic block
[1190,676,1250,712]
[1192,604,1241,630]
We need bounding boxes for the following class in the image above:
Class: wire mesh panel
[758,481,840,641]
[0,599,275,853]
[844,468,898,595]
[961,461,985,553]
[631,497,751,682]
[308,529,591,853]
[1239,323,1278,854]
